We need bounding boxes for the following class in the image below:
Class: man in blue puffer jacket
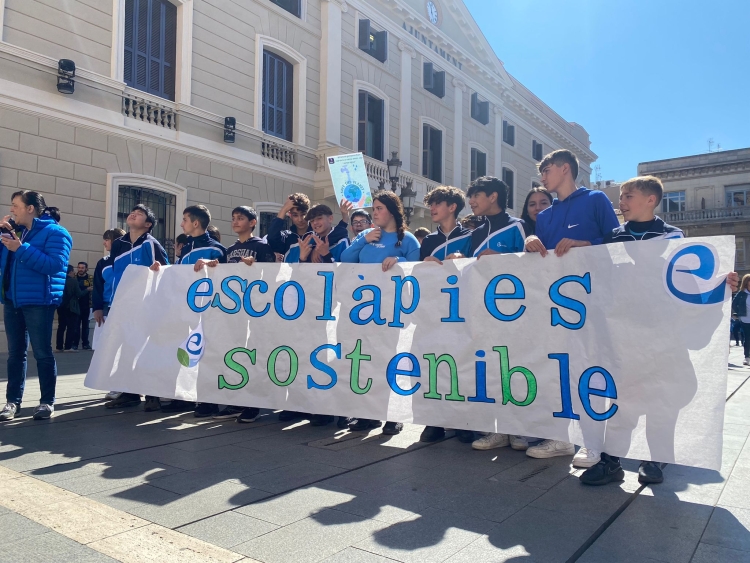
[0,190,72,422]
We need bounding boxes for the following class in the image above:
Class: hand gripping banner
[85,236,734,469]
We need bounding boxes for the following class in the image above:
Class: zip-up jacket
[226,237,276,264]
[604,216,684,244]
[109,232,168,302]
[287,221,350,263]
[733,291,749,318]
[535,188,619,249]
[267,217,312,260]
[0,214,72,307]
[177,232,227,265]
[419,224,473,261]
[92,255,115,311]
[469,212,526,257]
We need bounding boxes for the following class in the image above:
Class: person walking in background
[732,276,750,365]
[520,186,554,236]
[74,261,93,350]
[0,190,71,422]
[58,265,86,353]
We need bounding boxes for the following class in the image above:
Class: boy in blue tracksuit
[268,193,312,260]
[151,204,227,415]
[295,201,352,263]
[419,186,473,263]
[524,150,619,464]
[99,204,168,410]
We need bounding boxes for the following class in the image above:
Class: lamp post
[386,151,402,192]
[400,179,416,225]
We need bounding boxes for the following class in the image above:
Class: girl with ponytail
[340,190,420,435]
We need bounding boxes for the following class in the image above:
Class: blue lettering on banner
[187,279,213,313]
[386,352,421,395]
[664,244,725,305]
[549,273,591,330]
[484,274,526,322]
[308,343,341,390]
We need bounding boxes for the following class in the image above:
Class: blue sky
[463,0,750,181]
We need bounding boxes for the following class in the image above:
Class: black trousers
[56,309,79,350]
[78,299,90,347]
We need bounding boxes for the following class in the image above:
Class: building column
[452,78,466,187]
[398,41,416,172]
[493,106,503,177]
[319,0,346,148]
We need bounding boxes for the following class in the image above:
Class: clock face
[426,1,439,25]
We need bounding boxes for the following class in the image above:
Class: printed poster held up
[327,152,373,209]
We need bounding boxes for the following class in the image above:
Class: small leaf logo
[177,348,190,367]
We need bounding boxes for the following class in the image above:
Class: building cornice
[650,160,750,181]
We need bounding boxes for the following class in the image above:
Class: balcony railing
[261,138,296,166]
[122,93,177,130]
[660,206,750,224]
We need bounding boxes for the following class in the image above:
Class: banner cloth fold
[85,236,733,469]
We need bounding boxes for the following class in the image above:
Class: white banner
[85,236,733,469]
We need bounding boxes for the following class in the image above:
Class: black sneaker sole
[580,468,625,486]
[638,474,664,484]
[237,416,259,423]
[383,425,403,435]
[106,400,141,409]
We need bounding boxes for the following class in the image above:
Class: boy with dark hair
[153,204,227,416]
[460,214,482,230]
[447,177,526,450]
[99,204,168,410]
[268,193,312,259]
[175,233,188,259]
[202,205,275,423]
[465,176,526,258]
[413,228,430,244]
[206,225,221,243]
[418,185,473,443]
[350,209,372,237]
[295,202,351,263]
[419,186,472,263]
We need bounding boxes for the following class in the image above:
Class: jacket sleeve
[92,258,105,311]
[397,235,421,262]
[154,241,168,265]
[14,227,72,276]
[340,231,369,263]
[534,216,548,249]
[267,217,293,254]
[593,194,621,246]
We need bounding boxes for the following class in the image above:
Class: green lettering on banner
[495,346,537,406]
[267,346,298,386]
[346,339,372,394]
[218,347,256,390]
[423,353,464,401]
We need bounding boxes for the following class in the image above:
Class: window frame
[358,91,385,161]
[470,92,490,125]
[422,61,446,98]
[269,0,301,18]
[726,184,750,208]
[420,117,445,184]
[662,190,686,213]
[502,120,515,146]
[468,143,488,182]
[357,18,388,63]
[501,164,516,211]
[353,81,390,161]
[532,140,543,161]
[261,49,294,142]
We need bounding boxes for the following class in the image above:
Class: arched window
[262,50,294,142]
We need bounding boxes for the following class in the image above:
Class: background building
[639,148,750,276]
[0,0,595,345]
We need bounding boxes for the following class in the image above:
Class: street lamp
[387,151,402,191]
[400,180,416,225]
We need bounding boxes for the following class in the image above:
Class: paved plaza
[0,346,749,563]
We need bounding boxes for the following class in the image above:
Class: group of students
[2,147,736,486]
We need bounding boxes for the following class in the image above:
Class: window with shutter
[470,93,489,125]
[358,91,384,161]
[470,148,486,181]
[423,62,445,98]
[532,140,543,161]
[502,167,515,209]
[262,50,294,142]
[422,125,442,182]
[269,0,300,17]
[502,120,515,146]
[358,19,388,62]
[123,0,176,101]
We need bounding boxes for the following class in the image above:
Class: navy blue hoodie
[535,188,619,249]
[177,232,227,265]
[420,224,473,261]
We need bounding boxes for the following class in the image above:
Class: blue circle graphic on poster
[344,184,363,203]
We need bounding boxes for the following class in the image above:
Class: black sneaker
[310,414,334,426]
[160,400,194,413]
[456,430,475,443]
[349,418,382,431]
[638,461,664,484]
[337,416,352,429]
[278,410,302,421]
[420,426,445,442]
[105,393,141,409]
[82,344,92,350]
[194,403,219,418]
[383,421,403,435]
[237,407,260,423]
[214,406,243,420]
[143,397,161,412]
[580,453,625,486]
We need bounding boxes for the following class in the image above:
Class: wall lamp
[57,59,75,94]
[224,117,236,143]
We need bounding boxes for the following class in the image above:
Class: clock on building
[426,0,441,26]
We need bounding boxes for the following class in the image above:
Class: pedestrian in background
[74,261,93,350]
[0,190,71,422]
[57,265,86,352]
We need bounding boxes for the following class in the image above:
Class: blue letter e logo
[663,244,725,305]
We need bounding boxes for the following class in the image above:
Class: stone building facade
[639,148,750,276]
[0,0,595,345]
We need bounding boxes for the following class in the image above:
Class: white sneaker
[572,447,601,468]
[472,433,509,450]
[526,439,575,459]
[744,358,750,366]
[105,391,122,400]
[510,436,530,451]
